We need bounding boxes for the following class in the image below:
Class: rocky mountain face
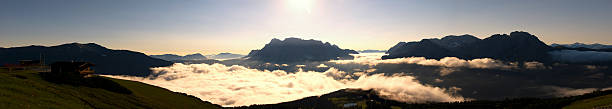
[383,31,552,62]
[246,38,358,63]
[150,53,207,61]
[0,43,172,76]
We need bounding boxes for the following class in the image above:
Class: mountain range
[550,43,612,52]
[205,53,245,60]
[551,43,612,49]
[246,38,358,63]
[0,43,172,76]
[357,50,387,53]
[383,31,552,62]
[150,53,208,61]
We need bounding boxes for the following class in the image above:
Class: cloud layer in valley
[540,86,599,97]
[330,53,545,70]
[104,63,464,107]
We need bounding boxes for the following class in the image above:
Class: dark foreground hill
[384,31,552,62]
[236,88,612,109]
[0,69,220,108]
[0,43,172,76]
[246,38,358,63]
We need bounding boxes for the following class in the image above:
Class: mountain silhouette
[551,43,612,49]
[550,43,612,52]
[246,38,358,63]
[205,53,245,60]
[357,50,387,53]
[150,53,207,61]
[383,31,552,62]
[0,43,172,76]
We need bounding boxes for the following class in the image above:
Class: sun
[287,0,313,14]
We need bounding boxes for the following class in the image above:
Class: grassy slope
[240,88,612,109]
[0,69,220,109]
[564,94,612,109]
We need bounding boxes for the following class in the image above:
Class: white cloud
[348,74,463,103]
[316,64,328,68]
[104,63,465,107]
[438,68,458,76]
[524,61,547,69]
[542,86,597,97]
[330,53,519,69]
[434,78,444,83]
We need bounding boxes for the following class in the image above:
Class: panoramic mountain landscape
[2,0,612,109]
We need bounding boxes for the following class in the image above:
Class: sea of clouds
[330,53,546,70]
[104,63,465,107]
[103,53,611,107]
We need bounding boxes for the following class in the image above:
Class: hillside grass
[564,94,612,109]
[0,69,220,109]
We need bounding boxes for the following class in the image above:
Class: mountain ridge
[551,43,612,49]
[205,53,245,60]
[383,31,552,62]
[150,53,208,61]
[0,69,221,108]
[0,43,172,76]
[246,38,358,63]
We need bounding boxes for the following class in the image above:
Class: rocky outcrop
[383,31,552,62]
[246,38,357,62]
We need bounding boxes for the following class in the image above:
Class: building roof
[51,62,95,68]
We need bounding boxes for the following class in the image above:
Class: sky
[1,0,611,55]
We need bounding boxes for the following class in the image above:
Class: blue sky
[1,0,611,55]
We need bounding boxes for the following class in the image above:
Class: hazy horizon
[2,0,612,55]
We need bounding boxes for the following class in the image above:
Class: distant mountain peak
[185,53,203,56]
[205,53,245,60]
[55,42,108,50]
[247,38,356,62]
[218,52,232,55]
[357,50,387,53]
[384,31,551,61]
[150,53,207,61]
[270,38,283,44]
[551,42,612,49]
[0,43,171,76]
[440,34,478,40]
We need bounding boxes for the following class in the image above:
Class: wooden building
[50,62,95,77]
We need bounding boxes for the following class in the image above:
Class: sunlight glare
[287,0,313,14]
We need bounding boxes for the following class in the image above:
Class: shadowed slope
[0,69,221,108]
